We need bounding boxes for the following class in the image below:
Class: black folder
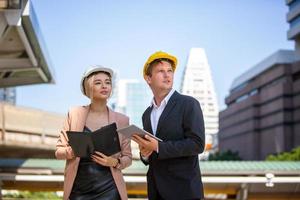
[66,123,121,157]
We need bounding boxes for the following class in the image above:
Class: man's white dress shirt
[150,88,175,136]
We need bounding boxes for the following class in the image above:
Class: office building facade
[0,87,16,104]
[218,0,300,160]
[219,50,300,160]
[114,79,152,127]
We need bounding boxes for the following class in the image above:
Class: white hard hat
[80,65,114,96]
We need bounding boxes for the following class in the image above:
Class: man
[132,51,205,200]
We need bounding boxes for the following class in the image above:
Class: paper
[67,122,121,157]
[117,124,163,142]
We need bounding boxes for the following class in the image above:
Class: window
[236,94,248,103]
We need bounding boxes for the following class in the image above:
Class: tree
[3,191,61,199]
[266,146,300,161]
[208,150,242,161]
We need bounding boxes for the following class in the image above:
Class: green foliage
[266,146,300,161]
[208,150,242,161]
[3,191,61,199]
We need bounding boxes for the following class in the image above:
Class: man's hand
[140,145,153,157]
[91,151,118,167]
[132,134,158,153]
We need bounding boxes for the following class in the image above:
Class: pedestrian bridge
[0,102,143,159]
[0,102,64,158]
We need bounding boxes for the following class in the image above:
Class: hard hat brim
[143,51,177,76]
[80,66,114,96]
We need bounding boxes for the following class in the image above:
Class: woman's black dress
[69,127,121,200]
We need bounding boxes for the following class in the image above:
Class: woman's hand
[91,151,119,167]
[66,146,75,159]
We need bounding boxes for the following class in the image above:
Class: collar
[151,88,175,108]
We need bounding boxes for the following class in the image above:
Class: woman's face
[86,72,112,100]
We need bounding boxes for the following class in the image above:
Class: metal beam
[0,58,32,69]
[0,76,42,87]
[0,12,8,38]
[1,174,300,184]
[16,16,37,66]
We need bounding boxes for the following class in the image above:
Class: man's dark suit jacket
[142,91,205,200]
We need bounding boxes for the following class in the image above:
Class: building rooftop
[0,159,299,176]
[230,50,299,91]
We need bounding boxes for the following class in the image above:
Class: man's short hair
[145,58,174,76]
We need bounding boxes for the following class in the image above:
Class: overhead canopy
[0,0,54,88]
[0,159,300,199]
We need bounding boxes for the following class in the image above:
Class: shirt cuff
[141,155,149,162]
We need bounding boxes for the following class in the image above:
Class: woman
[55,66,132,200]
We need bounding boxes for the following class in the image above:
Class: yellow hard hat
[143,51,177,76]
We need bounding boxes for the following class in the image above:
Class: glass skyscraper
[0,87,16,104]
[115,79,152,126]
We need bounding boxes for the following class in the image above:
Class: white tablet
[117,124,163,142]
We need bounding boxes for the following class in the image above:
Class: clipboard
[67,122,121,157]
[117,124,163,142]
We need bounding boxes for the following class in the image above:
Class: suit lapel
[156,91,178,136]
[74,105,89,132]
[144,106,154,134]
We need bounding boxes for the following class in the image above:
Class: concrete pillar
[0,180,2,200]
[236,183,248,200]
[294,38,300,59]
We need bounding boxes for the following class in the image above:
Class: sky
[16,0,293,115]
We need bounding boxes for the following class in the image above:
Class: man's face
[145,60,174,92]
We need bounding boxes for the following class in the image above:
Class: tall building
[287,0,300,55]
[180,48,219,152]
[115,79,152,127]
[0,87,16,104]
[218,0,300,160]
[219,50,300,160]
